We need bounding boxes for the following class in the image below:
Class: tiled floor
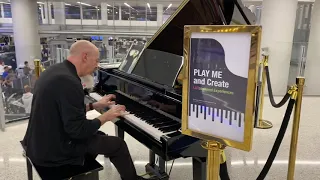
[0,96,319,180]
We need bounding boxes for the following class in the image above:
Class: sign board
[181,25,261,151]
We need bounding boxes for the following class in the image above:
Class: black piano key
[200,106,203,113]
[159,124,181,133]
[196,105,198,118]
[166,131,181,138]
[189,103,191,116]
[208,107,211,115]
[204,106,206,120]
[153,121,177,128]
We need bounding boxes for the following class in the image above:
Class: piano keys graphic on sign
[189,104,244,128]
[188,103,245,142]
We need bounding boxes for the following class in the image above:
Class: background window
[146,6,157,21]
[121,5,130,20]
[51,4,54,19]
[83,5,101,20]
[3,4,12,18]
[65,4,81,19]
[131,6,146,21]
[107,5,120,20]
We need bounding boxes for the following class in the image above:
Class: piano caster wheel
[145,163,169,180]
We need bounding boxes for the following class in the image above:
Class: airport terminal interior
[1,0,320,179]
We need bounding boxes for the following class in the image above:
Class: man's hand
[94,94,116,110]
[97,105,126,125]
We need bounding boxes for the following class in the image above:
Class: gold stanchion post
[287,77,305,180]
[256,53,273,129]
[201,141,224,180]
[34,59,41,78]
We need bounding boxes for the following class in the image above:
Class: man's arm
[58,77,101,140]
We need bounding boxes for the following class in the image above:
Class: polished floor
[0,96,319,180]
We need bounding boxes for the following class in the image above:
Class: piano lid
[145,0,255,57]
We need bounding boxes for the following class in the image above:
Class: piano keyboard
[89,92,180,142]
[188,104,245,142]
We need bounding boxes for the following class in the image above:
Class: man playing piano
[22,40,151,180]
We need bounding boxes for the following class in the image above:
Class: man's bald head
[69,40,98,56]
[67,40,99,77]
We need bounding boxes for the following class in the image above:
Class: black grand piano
[88,0,255,179]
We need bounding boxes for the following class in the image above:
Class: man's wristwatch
[89,103,94,110]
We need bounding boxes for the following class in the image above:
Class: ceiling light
[77,2,92,7]
[165,3,172,11]
[124,3,131,8]
[65,3,71,6]
[147,3,150,9]
[106,4,111,7]
[37,2,45,4]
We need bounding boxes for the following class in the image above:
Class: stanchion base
[256,119,273,129]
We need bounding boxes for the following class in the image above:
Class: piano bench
[20,141,103,180]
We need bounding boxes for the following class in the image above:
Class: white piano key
[231,111,239,127]
[222,110,231,125]
[206,107,211,120]
[213,108,222,122]
[89,92,103,101]
[198,105,203,119]
[239,113,245,128]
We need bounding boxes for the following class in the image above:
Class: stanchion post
[0,85,5,132]
[34,59,41,79]
[287,77,305,180]
[201,141,224,180]
[256,50,273,129]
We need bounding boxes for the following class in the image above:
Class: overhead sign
[182,25,261,151]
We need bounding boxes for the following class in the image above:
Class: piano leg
[149,150,155,166]
[158,157,165,173]
[115,125,125,139]
[192,157,206,180]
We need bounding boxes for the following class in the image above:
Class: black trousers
[87,131,137,180]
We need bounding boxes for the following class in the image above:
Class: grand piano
[88,0,255,179]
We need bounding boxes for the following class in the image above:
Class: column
[80,3,83,25]
[53,2,65,24]
[0,4,4,18]
[11,0,41,67]
[260,0,298,95]
[304,1,320,95]
[157,4,163,27]
[119,6,122,20]
[101,3,108,25]
[44,2,52,24]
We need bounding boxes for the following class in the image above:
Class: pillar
[53,2,65,24]
[44,2,52,24]
[0,4,4,18]
[157,4,163,27]
[304,1,320,95]
[101,3,109,25]
[260,0,298,95]
[11,0,41,67]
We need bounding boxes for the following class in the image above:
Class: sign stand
[182,25,262,179]
[201,141,224,180]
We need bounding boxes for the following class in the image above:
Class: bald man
[22,40,147,180]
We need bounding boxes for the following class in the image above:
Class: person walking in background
[23,61,31,76]
[22,85,33,114]
[2,65,9,79]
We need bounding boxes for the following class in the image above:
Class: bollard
[287,77,305,180]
